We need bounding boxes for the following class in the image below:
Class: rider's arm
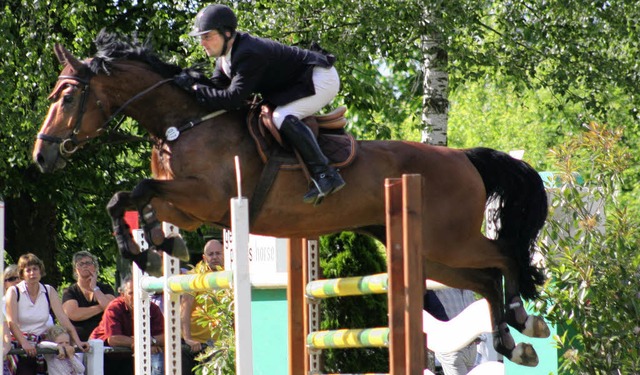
[194,50,266,110]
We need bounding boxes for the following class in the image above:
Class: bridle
[37,73,173,156]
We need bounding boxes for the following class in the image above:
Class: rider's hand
[174,70,197,91]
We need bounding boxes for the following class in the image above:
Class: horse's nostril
[35,153,46,171]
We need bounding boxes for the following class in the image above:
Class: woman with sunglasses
[3,265,20,372]
[3,265,20,313]
[61,251,115,342]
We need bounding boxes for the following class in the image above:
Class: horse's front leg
[106,191,163,276]
[127,179,196,264]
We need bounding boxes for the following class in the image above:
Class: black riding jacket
[193,31,335,110]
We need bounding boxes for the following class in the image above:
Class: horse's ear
[54,43,84,70]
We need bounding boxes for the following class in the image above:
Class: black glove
[174,70,197,91]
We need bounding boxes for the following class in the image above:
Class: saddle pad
[247,105,357,170]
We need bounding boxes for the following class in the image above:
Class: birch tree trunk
[421,6,449,146]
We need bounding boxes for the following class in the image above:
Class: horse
[33,31,549,367]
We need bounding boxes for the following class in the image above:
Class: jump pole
[291,174,425,375]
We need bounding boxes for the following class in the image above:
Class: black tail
[464,147,548,299]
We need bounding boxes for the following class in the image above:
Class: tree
[538,123,640,373]
[0,0,198,286]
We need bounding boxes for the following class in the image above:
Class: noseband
[37,73,173,156]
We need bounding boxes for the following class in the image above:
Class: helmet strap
[219,29,234,56]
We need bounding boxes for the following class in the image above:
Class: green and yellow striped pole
[141,271,233,293]
[306,327,389,349]
[305,273,388,299]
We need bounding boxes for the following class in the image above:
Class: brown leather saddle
[247,104,357,170]
[246,103,357,218]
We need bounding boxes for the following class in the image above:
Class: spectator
[5,253,88,375]
[148,290,165,375]
[90,276,164,375]
[180,239,224,374]
[194,239,224,273]
[424,288,478,375]
[62,251,116,341]
[39,325,84,375]
[3,265,21,374]
[3,265,20,315]
[3,320,11,373]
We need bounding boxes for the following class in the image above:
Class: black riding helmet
[189,4,237,36]
[189,4,237,56]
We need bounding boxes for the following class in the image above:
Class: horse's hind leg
[503,267,550,340]
[432,235,550,341]
[427,263,540,367]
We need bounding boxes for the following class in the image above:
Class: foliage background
[1,0,639,372]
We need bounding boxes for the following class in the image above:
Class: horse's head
[34,30,192,173]
[33,44,110,173]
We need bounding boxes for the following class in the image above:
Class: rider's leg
[279,115,345,203]
[273,66,345,204]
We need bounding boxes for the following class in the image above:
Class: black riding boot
[280,115,346,204]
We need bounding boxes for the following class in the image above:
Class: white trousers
[272,66,340,128]
[435,344,478,375]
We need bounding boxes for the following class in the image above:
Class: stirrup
[303,178,328,205]
[302,173,346,205]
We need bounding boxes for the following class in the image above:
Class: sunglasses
[4,276,19,282]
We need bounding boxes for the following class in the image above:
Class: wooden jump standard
[288,174,426,375]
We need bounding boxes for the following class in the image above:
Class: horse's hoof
[510,343,539,367]
[159,233,190,261]
[144,249,164,276]
[522,315,550,338]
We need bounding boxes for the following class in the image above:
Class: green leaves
[538,124,640,373]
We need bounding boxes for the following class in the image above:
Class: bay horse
[33,31,549,366]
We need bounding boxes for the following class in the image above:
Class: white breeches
[272,66,340,129]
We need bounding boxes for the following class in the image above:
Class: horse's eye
[63,94,74,104]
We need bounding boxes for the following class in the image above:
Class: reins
[38,71,228,157]
[37,75,174,156]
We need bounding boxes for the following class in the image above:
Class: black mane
[88,30,182,78]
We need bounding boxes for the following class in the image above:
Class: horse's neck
[107,65,205,138]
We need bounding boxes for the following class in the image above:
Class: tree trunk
[421,7,448,373]
[421,6,449,147]
[4,193,61,288]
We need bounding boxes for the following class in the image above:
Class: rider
[174,4,345,205]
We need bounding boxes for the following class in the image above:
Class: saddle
[246,103,357,219]
[247,104,357,170]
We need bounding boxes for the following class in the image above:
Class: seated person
[90,276,164,375]
[62,251,116,341]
